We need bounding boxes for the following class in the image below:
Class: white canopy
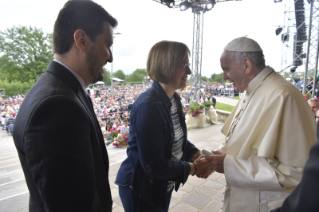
[94,81,105,85]
[111,77,125,82]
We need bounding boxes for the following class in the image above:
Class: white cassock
[220,66,316,212]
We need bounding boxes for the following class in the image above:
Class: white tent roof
[111,77,125,82]
[94,81,105,85]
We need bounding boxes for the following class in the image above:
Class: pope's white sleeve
[224,154,302,190]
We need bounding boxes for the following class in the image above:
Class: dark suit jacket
[13,61,112,212]
[271,122,319,212]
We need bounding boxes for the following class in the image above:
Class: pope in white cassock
[205,37,316,212]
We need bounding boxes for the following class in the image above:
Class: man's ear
[243,58,253,74]
[74,29,89,53]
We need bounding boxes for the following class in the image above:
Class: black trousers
[119,185,172,212]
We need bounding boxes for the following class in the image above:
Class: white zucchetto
[224,36,263,53]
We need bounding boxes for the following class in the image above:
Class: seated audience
[118,119,129,134]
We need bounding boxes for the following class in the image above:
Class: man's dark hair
[53,0,118,54]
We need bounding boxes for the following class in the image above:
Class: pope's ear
[74,29,89,53]
[243,58,253,74]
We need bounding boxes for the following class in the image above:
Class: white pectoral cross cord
[224,71,274,145]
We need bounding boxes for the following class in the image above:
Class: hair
[147,41,190,83]
[105,122,112,131]
[53,0,118,54]
[308,98,319,105]
[123,118,129,123]
[227,51,265,68]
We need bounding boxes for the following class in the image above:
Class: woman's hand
[196,158,214,179]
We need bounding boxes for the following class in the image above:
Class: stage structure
[152,0,241,100]
[277,0,319,96]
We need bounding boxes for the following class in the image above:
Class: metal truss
[152,0,239,101]
[191,7,204,100]
[303,0,319,96]
[152,0,240,8]
[280,0,319,96]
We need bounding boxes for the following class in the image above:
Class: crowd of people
[0,95,23,134]
[1,82,220,135]
[2,79,316,135]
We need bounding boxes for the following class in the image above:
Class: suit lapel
[46,61,108,156]
[46,61,97,121]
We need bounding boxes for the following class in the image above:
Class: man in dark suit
[271,123,319,212]
[12,1,117,211]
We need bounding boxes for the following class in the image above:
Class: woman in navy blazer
[115,41,213,211]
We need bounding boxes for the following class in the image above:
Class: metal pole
[199,10,204,93]
[303,0,314,95]
[110,33,121,98]
[193,11,199,101]
[111,45,114,98]
[191,11,196,102]
[313,17,319,97]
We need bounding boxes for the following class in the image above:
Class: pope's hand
[205,151,226,173]
[194,158,214,179]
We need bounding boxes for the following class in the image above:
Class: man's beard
[87,46,103,84]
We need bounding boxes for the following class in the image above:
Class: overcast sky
[0,0,285,78]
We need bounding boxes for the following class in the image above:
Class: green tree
[210,73,224,83]
[134,69,147,76]
[113,70,126,80]
[0,26,53,83]
[0,78,35,96]
[103,68,111,85]
[201,76,209,82]
[126,69,147,82]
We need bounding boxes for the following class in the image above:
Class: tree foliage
[201,76,210,82]
[103,68,111,85]
[210,73,224,83]
[0,79,35,97]
[0,26,53,83]
[113,70,126,80]
[126,69,147,82]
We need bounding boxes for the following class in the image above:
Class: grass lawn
[227,96,240,100]
[215,102,234,112]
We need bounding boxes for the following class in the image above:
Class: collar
[245,66,274,94]
[151,81,181,109]
[53,59,88,94]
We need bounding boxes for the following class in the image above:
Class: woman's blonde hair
[147,41,190,83]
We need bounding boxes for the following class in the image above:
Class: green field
[227,96,239,100]
[215,102,234,112]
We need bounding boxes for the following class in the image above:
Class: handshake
[191,149,226,179]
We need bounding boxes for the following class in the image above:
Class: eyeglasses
[180,63,191,70]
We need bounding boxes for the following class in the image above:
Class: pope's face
[220,51,248,93]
